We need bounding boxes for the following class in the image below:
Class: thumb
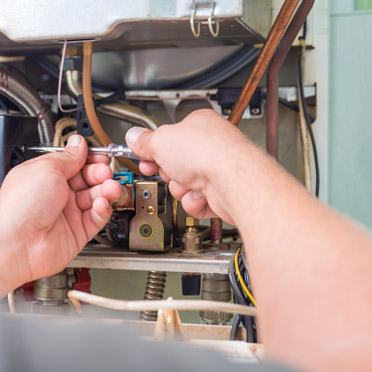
[125,127,156,161]
[49,134,88,180]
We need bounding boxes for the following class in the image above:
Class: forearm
[216,142,372,370]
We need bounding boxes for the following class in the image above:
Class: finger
[69,172,89,192]
[181,190,218,219]
[126,126,167,161]
[169,180,189,201]
[82,163,113,187]
[159,168,171,183]
[139,160,159,176]
[86,154,111,165]
[45,135,88,180]
[76,179,121,211]
[83,197,112,240]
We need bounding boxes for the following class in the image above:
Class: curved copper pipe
[228,0,300,126]
[82,42,141,175]
[266,0,315,158]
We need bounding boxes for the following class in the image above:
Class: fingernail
[66,134,81,147]
[105,199,110,208]
[126,127,146,145]
[192,191,203,200]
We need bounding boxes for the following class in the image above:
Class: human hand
[125,109,253,224]
[0,134,121,294]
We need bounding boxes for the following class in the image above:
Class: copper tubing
[211,218,223,244]
[82,42,141,175]
[266,0,315,158]
[228,0,300,126]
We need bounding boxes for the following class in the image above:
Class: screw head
[147,206,156,215]
[142,190,151,199]
[139,224,153,238]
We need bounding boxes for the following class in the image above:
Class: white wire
[68,290,258,317]
[58,40,78,113]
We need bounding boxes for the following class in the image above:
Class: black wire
[230,314,242,341]
[228,253,256,342]
[298,55,320,198]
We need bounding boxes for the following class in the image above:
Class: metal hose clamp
[208,0,219,37]
[190,0,201,38]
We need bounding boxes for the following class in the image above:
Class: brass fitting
[186,216,199,227]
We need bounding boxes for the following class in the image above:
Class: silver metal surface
[0,0,270,50]
[69,244,235,274]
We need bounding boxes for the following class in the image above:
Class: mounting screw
[147,206,156,215]
[143,190,151,199]
[140,224,153,238]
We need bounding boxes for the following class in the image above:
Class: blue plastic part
[113,172,133,185]
[113,172,135,202]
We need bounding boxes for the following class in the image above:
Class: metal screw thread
[140,271,167,321]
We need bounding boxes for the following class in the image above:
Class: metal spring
[140,271,167,321]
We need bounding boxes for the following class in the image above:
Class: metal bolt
[143,190,151,199]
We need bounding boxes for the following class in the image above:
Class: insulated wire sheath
[298,49,320,197]
[297,60,312,192]
[68,290,258,316]
[82,42,141,175]
[235,247,257,306]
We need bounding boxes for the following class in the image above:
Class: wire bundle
[228,247,257,343]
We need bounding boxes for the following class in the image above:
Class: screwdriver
[23,143,142,161]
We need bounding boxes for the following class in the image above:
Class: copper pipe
[266,0,315,158]
[228,0,300,126]
[210,1,300,235]
[82,42,141,175]
[211,218,223,244]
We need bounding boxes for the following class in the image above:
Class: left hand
[0,134,121,295]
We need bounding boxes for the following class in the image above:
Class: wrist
[0,205,31,296]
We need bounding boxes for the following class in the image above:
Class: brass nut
[186,216,199,227]
[147,206,156,215]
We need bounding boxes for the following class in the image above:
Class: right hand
[125,109,254,224]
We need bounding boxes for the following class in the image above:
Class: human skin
[0,134,121,296]
[125,109,372,372]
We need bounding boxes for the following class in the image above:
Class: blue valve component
[113,172,133,185]
[113,172,135,201]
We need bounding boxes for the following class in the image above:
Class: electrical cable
[180,46,260,89]
[228,253,255,342]
[298,55,319,197]
[235,247,257,307]
[67,289,258,316]
[58,40,79,113]
[298,23,320,197]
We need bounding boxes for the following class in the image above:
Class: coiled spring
[140,271,167,321]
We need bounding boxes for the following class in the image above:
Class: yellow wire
[235,247,257,307]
